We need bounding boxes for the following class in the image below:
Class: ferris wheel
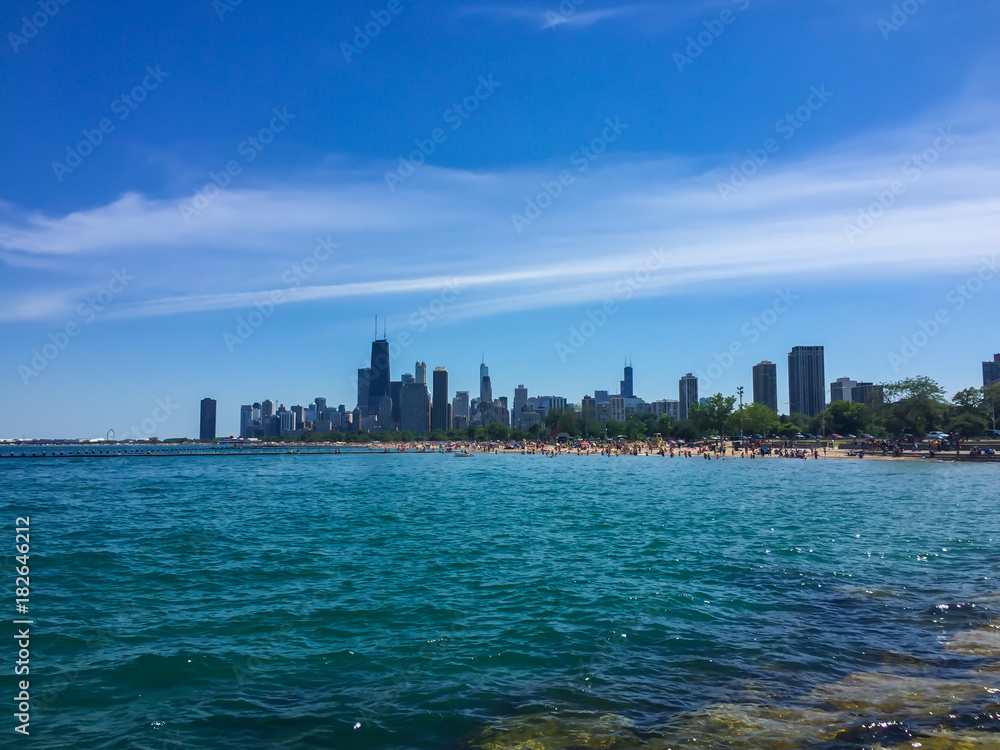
[107,429,115,442]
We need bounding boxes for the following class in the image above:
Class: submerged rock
[885,729,1000,749]
[945,622,1000,658]
[469,711,641,750]
[647,703,848,749]
[808,671,993,716]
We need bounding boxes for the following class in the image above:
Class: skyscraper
[399,381,430,434]
[480,360,491,405]
[372,396,393,431]
[432,367,449,431]
[261,400,275,418]
[452,391,470,425]
[788,346,826,417]
[357,368,371,416]
[369,338,391,414]
[513,385,528,424]
[752,361,778,412]
[620,361,634,398]
[239,404,252,438]
[389,381,402,430]
[984,354,1000,387]
[200,398,217,441]
[679,374,698,421]
[415,361,427,385]
[481,375,493,406]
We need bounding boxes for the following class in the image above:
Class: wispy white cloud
[1,104,998,325]
[461,2,698,31]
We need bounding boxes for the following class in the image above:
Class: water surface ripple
[3,455,998,749]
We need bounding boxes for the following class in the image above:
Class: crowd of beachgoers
[352,436,997,461]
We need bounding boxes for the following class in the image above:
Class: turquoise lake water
[2,454,999,749]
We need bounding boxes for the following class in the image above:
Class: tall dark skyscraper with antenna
[620,360,634,399]
[368,317,391,416]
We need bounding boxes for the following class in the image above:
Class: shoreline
[2,442,997,463]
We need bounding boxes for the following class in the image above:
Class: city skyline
[4,333,997,438]
[16,336,991,441]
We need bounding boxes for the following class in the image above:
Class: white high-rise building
[830,377,858,403]
[679,374,698,421]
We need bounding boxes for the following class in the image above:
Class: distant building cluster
[238,398,350,440]
[199,342,1000,440]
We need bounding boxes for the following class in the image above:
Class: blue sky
[1,0,999,438]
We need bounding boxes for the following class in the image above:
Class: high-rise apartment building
[830,377,858,403]
[984,354,1000,387]
[279,409,297,435]
[648,400,680,420]
[452,391,470,425]
[513,385,528,424]
[851,382,882,405]
[432,367,449,431]
[399,381,430,434]
[610,395,626,422]
[372,396,393,431]
[200,398,217,441]
[357,368,371,416]
[679,374,698,421]
[752,361,778,412]
[239,404,252,438]
[788,346,826,417]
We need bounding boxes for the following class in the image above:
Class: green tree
[655,415,673,436]
[581,419,606,439]
[689,393,737,438]
[556,407,579,436]
[740,403,781,436]
[625,418,645,440]
[948,411,987,437]
[672,419,698,441]
[822,400,874,436]
[952,387,986,415]
[605,420,627,438]
[881,377,947,435]
[487,422,510,441]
